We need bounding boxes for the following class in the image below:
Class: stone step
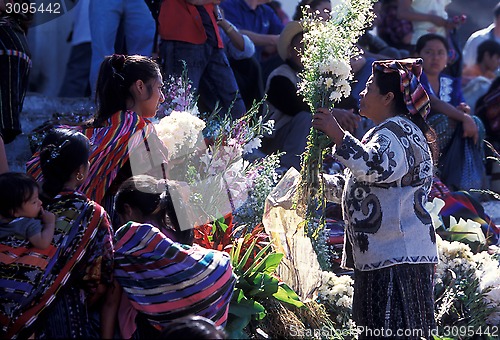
[6,93,94,172]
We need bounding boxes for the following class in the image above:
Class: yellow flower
[324,77,334,88]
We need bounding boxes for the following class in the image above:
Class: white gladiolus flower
[425,198,445,229]
[243,137,262,154]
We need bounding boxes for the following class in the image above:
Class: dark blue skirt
[353,263,436,340]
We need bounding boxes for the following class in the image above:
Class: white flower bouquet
[296,0,376,266]
[155,110,206,160]
[318,271,354,328]
[156,109,277,228]
[435,236,500,329]
[297,0,375,202]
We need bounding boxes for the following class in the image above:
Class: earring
[76,173,84,181]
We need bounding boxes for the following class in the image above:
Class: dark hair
[476,76,500,116]
[293,0,330,20]
[160,316,226,339]
[373,69,439,162]
[494,1,500,18]
[476,39,500,63]
[114,175,193,245]
[0,172,38,218]
[40,128,90,202]
[415,33,449,54]
[268,1,282,11]
[92,54,161,127]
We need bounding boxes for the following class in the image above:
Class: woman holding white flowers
[262,21,360,171]
[313,59,439,339]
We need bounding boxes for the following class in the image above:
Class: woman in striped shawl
[101,175,235,339]
[0,129,114,339]
[27,54,169,221]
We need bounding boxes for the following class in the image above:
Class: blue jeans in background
[159,40,246,119]
[89,0,155,94]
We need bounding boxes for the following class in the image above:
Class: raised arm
[397,0,456,30]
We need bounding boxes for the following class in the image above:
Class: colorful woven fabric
[430,177,500,246]
[0,191,113,338]
[114,222,236,329]
[26,110,169,207]
[373,58,431,119]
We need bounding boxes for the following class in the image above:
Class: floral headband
[373,58,431,120]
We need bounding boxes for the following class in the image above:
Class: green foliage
[435,267,494,333]
[225,233,304,338]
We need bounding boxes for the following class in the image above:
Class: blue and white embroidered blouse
[420,72,465,106]
[324,115,439,271]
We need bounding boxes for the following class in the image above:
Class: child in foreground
[0,172,55,249]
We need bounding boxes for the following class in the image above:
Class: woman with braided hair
[0,128,113,338]
[313,59,439,339]
[27,54,169,223]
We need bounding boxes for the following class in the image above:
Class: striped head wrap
[373,58,430,120]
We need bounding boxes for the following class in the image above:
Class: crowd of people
[1,0,500,338]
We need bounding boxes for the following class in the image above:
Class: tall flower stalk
[296,0,376,254]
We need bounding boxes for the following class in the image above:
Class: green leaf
[236,238,257,272]
[230,289,266,317]
[215,218,228,233]
[231,238,245,268]
[229,299,266,317]
[248,273,279,297]
[272,283,304,308]
[242,242,274,276]
[235,278,254,292]
[248,253,284,278]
